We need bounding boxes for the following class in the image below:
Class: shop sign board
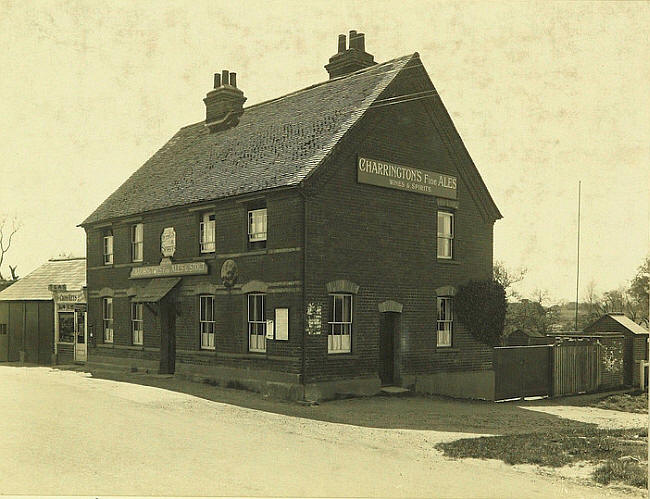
[357,156,457,199]
[130,261,208,279]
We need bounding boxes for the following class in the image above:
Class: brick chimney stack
[204,69,247,133]
[325,30,376,79]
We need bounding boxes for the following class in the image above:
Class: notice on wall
[265,320,274,340]
[275,308,289,341]
[357,156,457,199]
[306,303,322,335]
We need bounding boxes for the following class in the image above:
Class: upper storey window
[103,233,114,265]
[248,208,267,249]
[131,223,143,262]
[200,213,216,253]
[437,212,454,259]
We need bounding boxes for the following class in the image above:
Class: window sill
[437,259,461,265]
[245,249,267,256]
[178,349,215,356]
[435,347,460,353]
[327,353,359,359]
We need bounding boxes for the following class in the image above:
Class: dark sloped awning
[132,277,181,303]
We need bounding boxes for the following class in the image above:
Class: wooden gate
[494,346,551,400]
[552,341,599,397]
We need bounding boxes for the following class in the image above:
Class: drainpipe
[298,186,307,399]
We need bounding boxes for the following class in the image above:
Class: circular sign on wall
[161,227,176,258]
[220,259,238,288]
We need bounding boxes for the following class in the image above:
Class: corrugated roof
[607,313,648,335]
[82,55,415,225]
[0,258,86,301]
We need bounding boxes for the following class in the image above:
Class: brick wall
[86,190,304,375]
[302,67,496,383]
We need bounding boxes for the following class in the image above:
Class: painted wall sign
[56,292,84,303]
[130,261,208,279]
[357,156,457,199]
[161,227,176,258]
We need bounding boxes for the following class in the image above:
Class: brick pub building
[81,31,502,400]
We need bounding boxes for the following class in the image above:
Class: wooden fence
[552,341,599,397]
[493,338,623,400]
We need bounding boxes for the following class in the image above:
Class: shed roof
[0,258,86,301]
[602,313,648,335]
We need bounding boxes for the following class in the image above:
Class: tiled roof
[0,258,86,301]
[82,55,415,225]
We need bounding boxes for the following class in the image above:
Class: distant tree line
[494,257,649,341]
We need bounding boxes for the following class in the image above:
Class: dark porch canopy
[132,277,181,303]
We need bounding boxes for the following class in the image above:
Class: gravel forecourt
[0,366,642,497]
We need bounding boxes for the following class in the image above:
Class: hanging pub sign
[357,156,457,199]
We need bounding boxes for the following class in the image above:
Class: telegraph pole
[574,181,581,331]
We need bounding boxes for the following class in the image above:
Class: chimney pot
[356,33,365,52]
[325,30,376,79]
[204,69,246,132]
[337,34,346,53]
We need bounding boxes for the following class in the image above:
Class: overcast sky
[1,0,648,302]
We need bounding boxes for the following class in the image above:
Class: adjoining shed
[583,313,648,387]
[0,258,86,364]
[504,329,552,346]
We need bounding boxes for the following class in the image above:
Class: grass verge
[593,459,647,488]
[436,427,647,489]
[592,391,648,414]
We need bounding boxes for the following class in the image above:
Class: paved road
[0,366,638,497]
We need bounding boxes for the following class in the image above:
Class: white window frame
[248,208,267,243]
[200,213,216,253]
[103,235,114,265]
[328,294,352,353]
[103,297,113,343]
[200,295,215,350]
[248,293,266,353]
[131,302,143,345]
[131,223,143,262]
[437,211,454,259]
[436,296,453,347]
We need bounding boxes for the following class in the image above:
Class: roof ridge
[178,53,417,131]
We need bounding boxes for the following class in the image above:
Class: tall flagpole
[574,180,581,331]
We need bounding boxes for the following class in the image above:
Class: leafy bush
[455,279,507,346]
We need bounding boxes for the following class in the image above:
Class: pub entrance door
[379,312,399,386]
[159,296,176,375]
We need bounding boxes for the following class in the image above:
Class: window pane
[342,295,351,322]
[333,295,342,323]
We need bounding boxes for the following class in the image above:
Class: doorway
[379,312,399,386]
[73,310,87,363]
[159,297,176,375]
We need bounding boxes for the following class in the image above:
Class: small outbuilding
[0,258,86,364]
[505,329,552,346]
[583,313,649,387]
